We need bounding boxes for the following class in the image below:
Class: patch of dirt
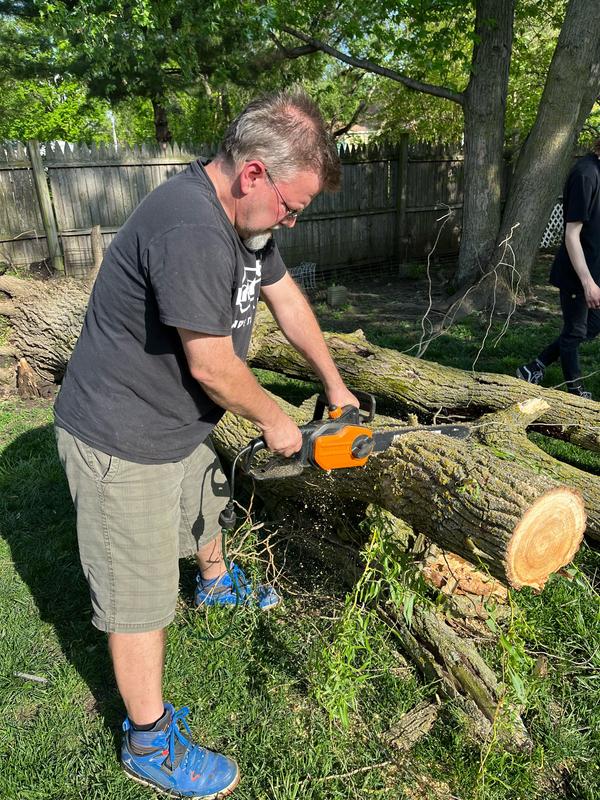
[310,255,561,334]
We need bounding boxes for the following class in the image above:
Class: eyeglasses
[265,169,301,221]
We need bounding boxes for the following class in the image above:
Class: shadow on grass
[0,423,122,749]
[1,423,353,740]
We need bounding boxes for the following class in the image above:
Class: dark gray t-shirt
[54,159,286,463]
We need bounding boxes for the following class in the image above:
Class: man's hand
[326,386,360,411]
[583,280,600,309]
[261,414,303,457]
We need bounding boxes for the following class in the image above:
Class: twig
[301,760,393,786]
[13,671,48,684]
[413,205,454,359]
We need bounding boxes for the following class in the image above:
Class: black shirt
[551,152,600,291]
[54,160,286,463]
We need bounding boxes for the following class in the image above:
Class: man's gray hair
[218,89,341,191]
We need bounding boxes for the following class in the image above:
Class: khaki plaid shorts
[55,426,229,633]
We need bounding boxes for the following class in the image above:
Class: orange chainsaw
[240,391,470,481]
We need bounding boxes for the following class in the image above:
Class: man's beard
[242,232,273,252]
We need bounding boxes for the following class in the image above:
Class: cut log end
[506,487,586,590]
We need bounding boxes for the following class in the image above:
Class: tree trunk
[0,276,87,384]
[485,0,600,294]
[152,98,173,147]
[455,0,514,289]
[210,394,586,591]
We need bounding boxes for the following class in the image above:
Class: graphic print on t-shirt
[232,257,262,329]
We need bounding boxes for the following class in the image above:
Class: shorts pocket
[83,443,121,484]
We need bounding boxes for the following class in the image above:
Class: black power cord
[196,443,257,642]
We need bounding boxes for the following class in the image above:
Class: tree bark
[0,276,87,383]
[483,0,600,293]
[456,0,514,289]
[152,98,173,147]
[16,358,40,398]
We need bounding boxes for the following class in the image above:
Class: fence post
[26,140,65,274]
[395,133,409,265]
[90,224,103,270]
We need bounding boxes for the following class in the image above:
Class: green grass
[0,402,427,800]
[1,269,600,799]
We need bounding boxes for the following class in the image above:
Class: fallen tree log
[0,275,592,557]
[1,277,597,454]
[0,275,86,384]
[249,306,600,454]
[379,605,532,752]
[212,395,585,590]
[474,398,600,541]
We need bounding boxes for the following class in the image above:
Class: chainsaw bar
[371,424,471,452]
[247,424,471,481]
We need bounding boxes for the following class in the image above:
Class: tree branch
[277,25,464,107]
[333,100,368,138]
[268,32,319,60]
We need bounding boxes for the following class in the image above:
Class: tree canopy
[2,0,597,147]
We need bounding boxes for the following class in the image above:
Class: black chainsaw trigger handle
[312,390,376,423]
[240,435,267,473]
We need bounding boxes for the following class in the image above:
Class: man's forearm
[194,354,286,432]
[179,326,302,454]
[265,291,345,394]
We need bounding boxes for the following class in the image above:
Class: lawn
[1,263,599,800]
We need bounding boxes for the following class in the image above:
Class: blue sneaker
[195,563,281,610]
[121,704,239,798]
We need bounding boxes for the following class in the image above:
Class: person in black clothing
[517,140,600,399]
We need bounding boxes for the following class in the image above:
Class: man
[54,90,357,798]
[517,140,600,399]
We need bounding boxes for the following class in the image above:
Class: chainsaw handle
[312,390,376,423]
[240,435,268,473]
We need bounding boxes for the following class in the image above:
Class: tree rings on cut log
[506,487,586,590]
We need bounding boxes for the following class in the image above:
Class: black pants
[538,289,600,389]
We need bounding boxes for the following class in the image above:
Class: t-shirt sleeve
[261,241,287,286]
[146,224,236,334]
[564,171,595,223]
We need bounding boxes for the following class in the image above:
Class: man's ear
[239,160,266,196]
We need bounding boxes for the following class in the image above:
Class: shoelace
[202,564,250,597]
[166,707,206,774]
[229,564,250,594]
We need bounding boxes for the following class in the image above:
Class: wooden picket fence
[0,138,499,281]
